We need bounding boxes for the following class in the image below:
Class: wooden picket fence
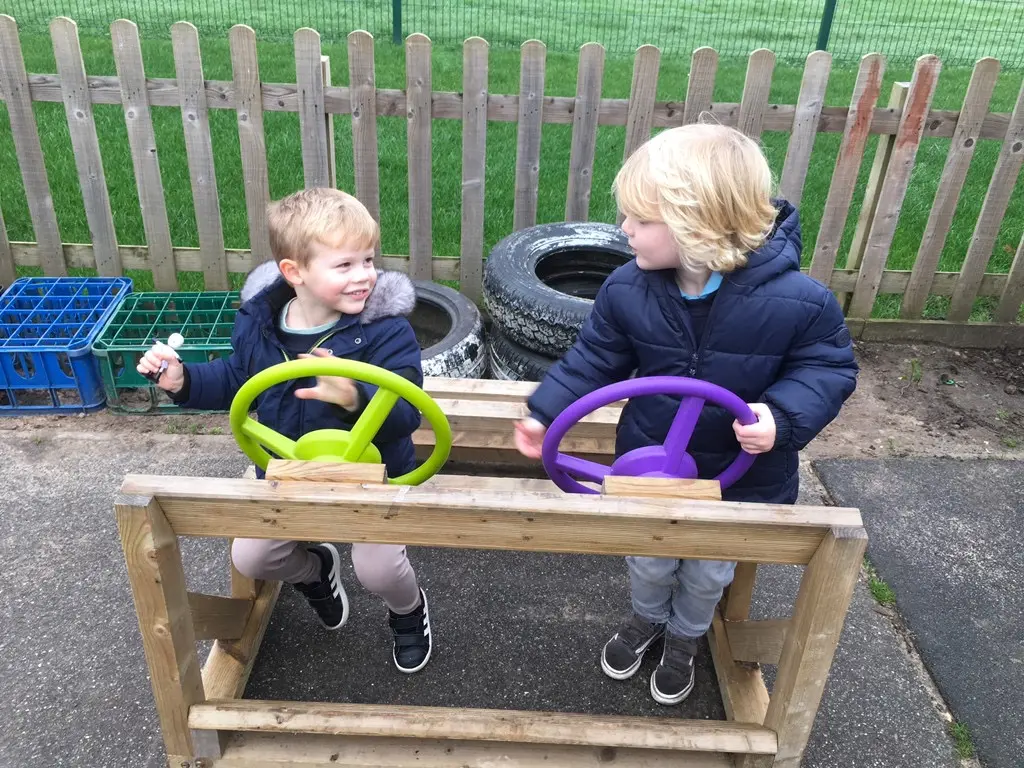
[1,16,1023,347]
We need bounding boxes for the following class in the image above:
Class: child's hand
[514,417,547,459]
[294,348,359,410]
[733,402,776,454]
[136,343,185,393]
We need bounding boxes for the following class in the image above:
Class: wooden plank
[901,59,1000,319]
[115,494,204,760]
[171,22,229,290]
[682,47,718,125]
[212,731,736,768]
[111,20,176,290]
[995,232,1024,323]
[779,51,831,206]
[229,25,273,267]
[617,45,660,225]
[321,56,336,188]
[51,18,121,276]
[807,54,886,285]
[405,33,433,282]
[764,527,867,768]
[737,49,775,140]
[294,28,330,189]
[602,476,722,501]
[264,460,387,483]
[948,77,1024,322]
[191,700,776,754]
[188,592,252,641]
[513,40,546,231]
[723,619,789,665]
[565,43,605,222]
[10,241,463,281]
[347,31,381,242]
[722,561,758,622]
[121,475,862,565]
[842,82,910,308]
[17,71,1023,140]
[0,202,14,286]
[0,15,65,275]
[460,37,488,304]
[424,376,537,400]
[202,577,281,700]
[849,56,942,319]
[851,318,1024,348]
[708,609,769,725]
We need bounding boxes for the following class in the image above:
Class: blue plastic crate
[0,277,133,414]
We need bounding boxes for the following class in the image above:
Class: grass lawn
[0,29,1022,320]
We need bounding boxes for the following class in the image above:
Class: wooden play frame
[115,378,866,768]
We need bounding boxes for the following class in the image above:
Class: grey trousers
[627,556,737,638]
[231,538,421,614]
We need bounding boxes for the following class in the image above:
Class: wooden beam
[115,494,204,760]
[723,619,789,665]
[264,460,387,484]
[121,475,862,565]
[202,577,281,700]
[764,526,867,768]
[211,731,737,767]
[602,476,722,501]
[19,73,1020,140]
[188,592,252,641]
[190,700,777,755]
[708,609,769,725]
[722,562,758,622]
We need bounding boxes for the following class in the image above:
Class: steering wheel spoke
[343,387,400,462]
[241,417,298,459]
[554,453,610,483]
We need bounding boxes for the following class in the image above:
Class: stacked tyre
[412,282,487,379]
[483,222,633,381]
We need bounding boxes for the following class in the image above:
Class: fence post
[321,55,337,188]
[815,0,839,51]
[392,0,402,45]
[839,81,909,311]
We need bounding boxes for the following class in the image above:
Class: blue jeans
[627,556,737,638]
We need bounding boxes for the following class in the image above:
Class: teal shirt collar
[679,271,723,299]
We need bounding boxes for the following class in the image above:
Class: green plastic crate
[92,291,241,413]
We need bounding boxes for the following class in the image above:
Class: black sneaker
[600,614,665,680]
[388,589,432,674]
[293,543,349,630]
[650,633,698,705]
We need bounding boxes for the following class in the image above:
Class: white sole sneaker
[600,629,664,680]
[393,589,432,674]
[318,542,349,631]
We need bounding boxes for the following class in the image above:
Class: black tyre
[483,222,632,356]
[488,326,559,382]
[412,281,487,379]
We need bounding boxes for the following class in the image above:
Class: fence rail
[0,16,1022,348]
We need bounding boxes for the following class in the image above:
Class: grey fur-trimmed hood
[239,260,416,323]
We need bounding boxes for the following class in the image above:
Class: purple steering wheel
[541,376,758,495]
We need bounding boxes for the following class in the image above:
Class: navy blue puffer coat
[527,201,858,504]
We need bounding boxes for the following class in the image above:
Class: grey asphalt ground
[0,431,959,767]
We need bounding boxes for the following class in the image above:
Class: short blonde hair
[267,188,379,266]
[613,122,777,272]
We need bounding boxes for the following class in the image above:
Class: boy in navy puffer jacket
[138,188,434,674]
[514,123,858,705]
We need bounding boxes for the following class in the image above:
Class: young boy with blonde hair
[138,188,434,673]
[515,123,858,704]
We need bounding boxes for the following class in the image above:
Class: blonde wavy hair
[613,122,777,272]
[267,187,379,266]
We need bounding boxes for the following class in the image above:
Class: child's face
[289,241,378,315]
[620,216,679,271]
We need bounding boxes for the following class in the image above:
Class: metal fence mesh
[3,0,1022,67]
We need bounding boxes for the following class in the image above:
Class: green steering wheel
[229,358,452,486]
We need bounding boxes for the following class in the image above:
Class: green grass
[949,721,975,760]
[864,557,897,605]
[7,0,1023,65]
[0,33,1023,317]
